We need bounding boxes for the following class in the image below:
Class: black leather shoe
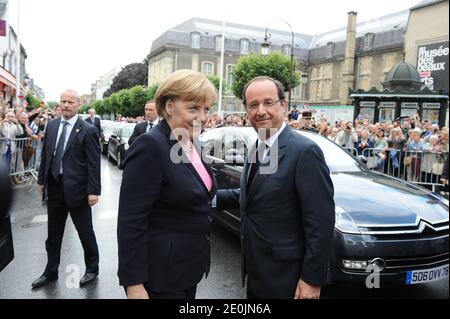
[79,272,98,287]
[31,272,58,289]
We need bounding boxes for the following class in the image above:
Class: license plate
[406,264,449,285]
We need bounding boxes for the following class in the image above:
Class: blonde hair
[155,70,217,119]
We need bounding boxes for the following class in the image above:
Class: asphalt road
[0,157,447,299]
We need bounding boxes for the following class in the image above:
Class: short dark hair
[242,76,285,108]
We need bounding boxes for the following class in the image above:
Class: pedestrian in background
[128,100,160,146]
[32,90,101,289]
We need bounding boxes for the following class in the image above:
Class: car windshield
[236,128,363,173]
[295,131,363,173]
[103,124,118,135]
[121,126,135,138]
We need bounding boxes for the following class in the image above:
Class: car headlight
[335,206,360,235]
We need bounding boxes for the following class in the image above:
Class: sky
[6,0,422,102]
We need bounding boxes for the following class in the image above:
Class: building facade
[148,2,448,118]
[405,0,449,93]
[147,18,311,113]
[91,66,121,101]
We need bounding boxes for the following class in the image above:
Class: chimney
[339,11,357,105]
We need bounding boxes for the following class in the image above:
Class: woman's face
[5,112,15,123]
[413,132,421,142]
[166,98,212,140]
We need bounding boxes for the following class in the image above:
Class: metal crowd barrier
[344,146,448,193]
[0,138,42,182]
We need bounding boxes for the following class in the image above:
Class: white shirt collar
[259,122,287,148]
[62,115,79,126]
[149,118,159,126]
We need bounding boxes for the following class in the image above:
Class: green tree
[231,52,301,100]
[103,63,148,98]
[79,104,90,114]
[207,75,220,91]
[26,93,42,109]
[47,101,58,109]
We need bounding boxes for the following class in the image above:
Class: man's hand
[294,279,321,299]
[88,195,98,206]
[126,285,149,299]
[38,184,44,194]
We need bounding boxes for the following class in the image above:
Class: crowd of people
[0,103,63,183]
[2,99,449,188]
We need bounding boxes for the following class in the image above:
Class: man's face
[89,109,96,117]
[19,114,28,125]
[145,102,157,122]
[245,80,285,136]
[59,91,80,119]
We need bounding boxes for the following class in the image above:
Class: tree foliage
[82,84,159,118]
[26,93,43,109]
[103,63,149,98]
[231,52,301,100]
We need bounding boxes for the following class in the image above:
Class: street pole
[217,0,226,119]
[261,20,295,113]
[15,0,21,105]
[288,29,294,113]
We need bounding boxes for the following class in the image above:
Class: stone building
[147,1,448,119]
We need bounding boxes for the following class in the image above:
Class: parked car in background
[200,127,449,287]
[107,123,136,169]
[100,121,120,155]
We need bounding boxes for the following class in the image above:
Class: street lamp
[261,19,295,112]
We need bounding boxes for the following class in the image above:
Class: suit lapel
[63,118,82,156]
[48,119,60,157]
[246,126,291,204]
[160,119,215,197]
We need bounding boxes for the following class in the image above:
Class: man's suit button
[205,234,210,241]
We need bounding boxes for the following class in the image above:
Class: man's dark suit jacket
[117,119,217,292]
[128,120,160,146]
[217,125,335,298]
[38,117,101,209]
[85,116,102,137]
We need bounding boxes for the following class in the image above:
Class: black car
[100,121,121,155]
[107,123,136,169]
[199,127,449,287]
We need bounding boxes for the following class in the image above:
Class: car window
[199,129,225,161]
[112,127,121,136]
[296,131,363,173]
[223,131,247,165]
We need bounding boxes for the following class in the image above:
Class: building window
[326,42,334,59]
[240,39,249,55]
[202,61,214,76]
[226,64,235,93]
[216,36,223,52]
[283,45,291,56]
[363,33,375,51]
[191,32,201,49]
